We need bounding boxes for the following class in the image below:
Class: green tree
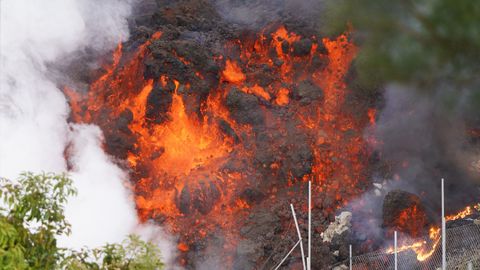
[0,172,164,270]
[0,172,75,269]
[322,0,480,112]
[62,235,164,270]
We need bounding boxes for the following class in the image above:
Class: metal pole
[274,240,301,270]
[308,181,312,270]
[349,244,352,270]
[467,261,473,270]
[442,178,446,270]
[394,231,398,270]
[290,204,306,270]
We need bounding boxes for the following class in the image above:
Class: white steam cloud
[0,0,175,260]
[66,125,138,247]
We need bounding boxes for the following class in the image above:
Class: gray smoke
[213,0,323,32]
[368,84,480,212]
[341,83,480,250]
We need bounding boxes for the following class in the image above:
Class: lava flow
[64,24,373,263]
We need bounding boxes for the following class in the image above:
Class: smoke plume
[369,84,480,213]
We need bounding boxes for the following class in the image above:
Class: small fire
[445,205,475,221]
[386,205,478,261]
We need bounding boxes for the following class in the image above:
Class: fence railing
[334,223,480,270]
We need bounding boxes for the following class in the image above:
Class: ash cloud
[0,0,174,259]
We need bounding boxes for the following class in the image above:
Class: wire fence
[337,223,480,270]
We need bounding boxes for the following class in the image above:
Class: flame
[275,87,290,106]
[445,206,474,221]
[241,84,271,101]
[386,205,478,261]
[177,242,189,252]
[137,86,231,177]
[222,59,246,84]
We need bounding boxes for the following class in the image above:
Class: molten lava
[64,25,372,259]
[392,205,428,238]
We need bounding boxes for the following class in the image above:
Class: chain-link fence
[335,223,480,270]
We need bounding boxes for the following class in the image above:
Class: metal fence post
[442,178,447,270]
[394,231,398,270]
[349,244,352,270]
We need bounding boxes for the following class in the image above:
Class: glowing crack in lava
[65,26,372,253]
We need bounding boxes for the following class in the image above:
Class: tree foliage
[62,235,163,270]
[0,172,164,270]
[322,0,480,100]
[62,235,164,270]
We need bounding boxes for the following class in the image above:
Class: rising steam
[0,0,174,262]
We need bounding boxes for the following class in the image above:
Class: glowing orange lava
[64,26,373,260]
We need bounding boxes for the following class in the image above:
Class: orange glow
[222,60,246,84]
[446,206,473,221]
[392,205,427,238]
[387,205,477,261]
[271,25,300,59]
[235,199,251,209]
[275,88,290,106]
[177,242,189,252]
[241,84,271,101]
[64,26,373,263]
[63,86,82,122]
[142,90,230,175]
[368,108,376,126]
